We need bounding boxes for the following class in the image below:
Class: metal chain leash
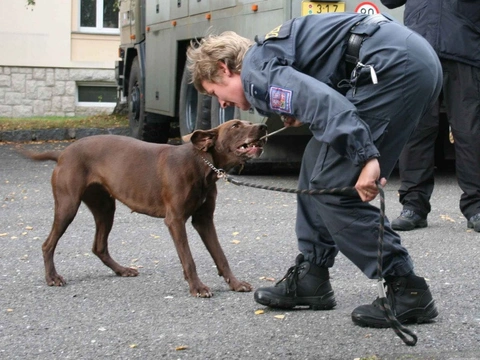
[202,156,418,346]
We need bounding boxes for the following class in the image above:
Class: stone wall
[0,66,116,118]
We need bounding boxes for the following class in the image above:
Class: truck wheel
[179,66,211,139]
[211,98,237,127]
[128,57,170,143]
[128,57,146,139]
[197,94,212,130]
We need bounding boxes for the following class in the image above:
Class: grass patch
[0,114,129,131]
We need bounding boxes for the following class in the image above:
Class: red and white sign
[355,2,380,15]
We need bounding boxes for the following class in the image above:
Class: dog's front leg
[192,212,253,293]
[165,217,213,297]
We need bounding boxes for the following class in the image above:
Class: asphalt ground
[1,140,479,360]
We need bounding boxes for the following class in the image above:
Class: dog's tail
[16,148,60,162]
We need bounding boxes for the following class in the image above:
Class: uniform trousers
[398,60,480,220]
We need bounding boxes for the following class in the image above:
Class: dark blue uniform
[241,13,442,278]
[382,0,480,223]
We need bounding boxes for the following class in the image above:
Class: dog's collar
[196,152,226,179]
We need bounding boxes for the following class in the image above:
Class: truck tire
[211,98,237,127]
[128,57,170,143]
[179,66,211,139]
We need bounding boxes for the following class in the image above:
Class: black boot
[351,274,438,328]
[254,254,336,310]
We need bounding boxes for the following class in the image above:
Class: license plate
[301,1,346,16]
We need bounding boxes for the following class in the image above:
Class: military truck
[116,1,453,166]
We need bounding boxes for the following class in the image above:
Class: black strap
[345,14,391,74]
[345,33,366,74]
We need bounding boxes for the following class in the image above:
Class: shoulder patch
[255,19,294,45]
[269,86,292,113]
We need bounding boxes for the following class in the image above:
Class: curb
[0,127,130,143]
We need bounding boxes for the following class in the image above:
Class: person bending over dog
[186,12,442,328]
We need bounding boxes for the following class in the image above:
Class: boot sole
[351,300,438,328]
[254,291,336,310]
[467,221,480,232]
[391,219,428,231]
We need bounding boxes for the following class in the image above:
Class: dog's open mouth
[236,140,265,158]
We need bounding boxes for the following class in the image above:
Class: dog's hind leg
[43,187,81,286]
[192,206,253,293]
[82,185,139,278]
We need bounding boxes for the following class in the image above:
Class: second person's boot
[351,274,438,327]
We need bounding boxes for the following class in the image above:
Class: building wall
[0,0,120,117]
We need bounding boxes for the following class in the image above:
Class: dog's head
[183,119,267,169]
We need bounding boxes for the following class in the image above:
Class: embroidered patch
[269,86,292,113]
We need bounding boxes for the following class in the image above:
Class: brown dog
[20,119,267,297]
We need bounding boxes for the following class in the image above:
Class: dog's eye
[231,123,240,128]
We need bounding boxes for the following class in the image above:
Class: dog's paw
[190,284,213,298]
[46,274,67,286]
[117,267,139,277]
[231,280,253,293]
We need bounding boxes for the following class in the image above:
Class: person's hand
[281,115,303,127]
[355,158,387,202]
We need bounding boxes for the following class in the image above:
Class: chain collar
[199,154,226,179]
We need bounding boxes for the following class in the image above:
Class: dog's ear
[182,133,193,143]
[190,129,219,151]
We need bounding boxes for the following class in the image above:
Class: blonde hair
[186,31,253,93]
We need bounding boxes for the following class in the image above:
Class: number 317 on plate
[301,1,346,16]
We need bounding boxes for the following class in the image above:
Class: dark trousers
[398,60,480,220]
[296,23,442,279]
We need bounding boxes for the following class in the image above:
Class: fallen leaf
[440,214,455,223]
[175,345,188,351]
[274,315,285,319]
[25,226,33,230]
[232,231,239,236]
[255,309,264,315]
[6,309,13,312]
[0,233,8,237]
[129,344,138,348]
[231,240,240,244]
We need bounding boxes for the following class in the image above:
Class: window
[77,84,117,105]
[80,0,119,34]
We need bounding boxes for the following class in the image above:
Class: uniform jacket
[241,13,383,166]
[380,0,480,68]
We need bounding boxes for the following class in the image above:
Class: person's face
[201,62,251,111]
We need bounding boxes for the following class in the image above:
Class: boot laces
[276,263,305,294]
